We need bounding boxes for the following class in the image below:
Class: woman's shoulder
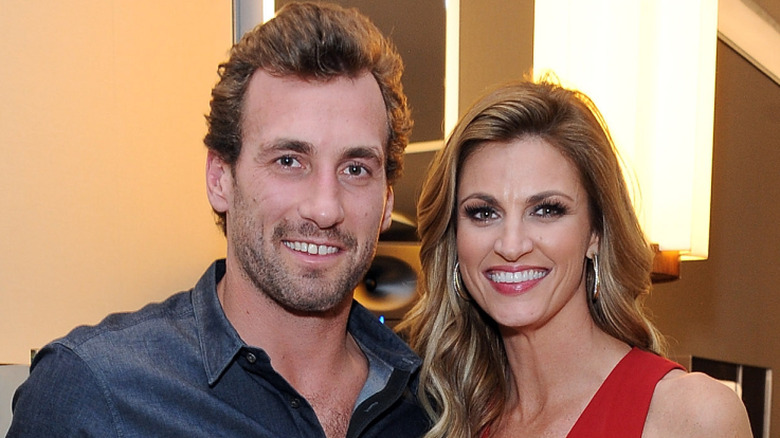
[644,369,752,437]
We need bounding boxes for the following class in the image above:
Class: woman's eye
[464,205,498,222]
[532,202,567,218]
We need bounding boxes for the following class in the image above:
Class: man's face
[209,70,394,313]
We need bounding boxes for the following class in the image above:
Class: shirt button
[290,398,301,409]
[246,352,257,364]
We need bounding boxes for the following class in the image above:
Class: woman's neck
[496,310,631,433]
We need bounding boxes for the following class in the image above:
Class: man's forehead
[242,70,389,151]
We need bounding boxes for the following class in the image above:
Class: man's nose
[297,170,345,229]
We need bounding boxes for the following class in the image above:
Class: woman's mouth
[488,269,548,283]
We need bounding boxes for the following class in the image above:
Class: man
[8,2,428,437]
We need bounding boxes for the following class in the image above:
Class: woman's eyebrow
[526,191,574,204]
[458,193,499,208]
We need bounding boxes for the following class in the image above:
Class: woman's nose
[494,220,533,261]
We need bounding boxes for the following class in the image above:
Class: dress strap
[566,347,684,438]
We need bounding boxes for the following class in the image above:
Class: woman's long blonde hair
[398,78,665,438]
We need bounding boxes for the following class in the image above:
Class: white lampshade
[533,0,718,260]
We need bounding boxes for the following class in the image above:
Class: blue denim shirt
[8,260,428,437]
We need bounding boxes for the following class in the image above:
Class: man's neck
[216,263,363,384]
[216,267,369,438]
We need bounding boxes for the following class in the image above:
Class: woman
[399,79,752,437]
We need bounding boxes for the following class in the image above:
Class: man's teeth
[284,241,338,255]
[489,270,547,283]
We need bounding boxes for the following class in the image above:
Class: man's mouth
[283,240,339,255]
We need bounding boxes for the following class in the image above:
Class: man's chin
[275,290,354,317]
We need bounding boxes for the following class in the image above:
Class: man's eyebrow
[257,140,384,166]
[263,139,313,155]
[341,145,384,164]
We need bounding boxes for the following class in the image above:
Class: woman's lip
[486,268,548,283]
[484,268,548,295]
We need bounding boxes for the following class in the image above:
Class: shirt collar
[347,301,421,373]
[192,259,245,386]
[192,259,421,386]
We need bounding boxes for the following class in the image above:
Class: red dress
[481,347,683,437]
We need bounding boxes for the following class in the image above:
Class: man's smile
[283,240,340,255]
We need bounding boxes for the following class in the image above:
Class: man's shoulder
[9,290,203,437]
[55,290,195,356]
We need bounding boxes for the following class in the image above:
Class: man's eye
[343,163,369,177]
[277,156,301,167]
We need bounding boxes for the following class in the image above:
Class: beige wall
[458,0,534,116]
[0,1,230,364]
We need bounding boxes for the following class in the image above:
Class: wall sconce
[533,0,719,282]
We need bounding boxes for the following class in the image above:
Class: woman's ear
[586,231,600,259]
[205,150,232,214]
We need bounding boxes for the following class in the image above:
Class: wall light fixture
[534,0,719,282]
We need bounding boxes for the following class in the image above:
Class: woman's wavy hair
[203,1,411,234]
[398,78,665,438]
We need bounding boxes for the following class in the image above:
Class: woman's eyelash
[463,204,497,221]
[532,201,568,217]
[462,200,569,221]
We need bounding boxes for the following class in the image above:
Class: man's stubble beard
[230,187,378,314]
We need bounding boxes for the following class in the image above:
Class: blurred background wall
[0,1,230,364]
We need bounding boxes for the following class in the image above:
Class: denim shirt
[8,260,428,437]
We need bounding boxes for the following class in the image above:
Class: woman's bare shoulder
[643,370,753,437]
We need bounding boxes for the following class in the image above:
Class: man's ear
[380,186,394,232]
[205,150,232,214]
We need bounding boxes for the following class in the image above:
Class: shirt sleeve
[7,343,119,437]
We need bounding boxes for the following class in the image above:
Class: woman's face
[456,137,599,331]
